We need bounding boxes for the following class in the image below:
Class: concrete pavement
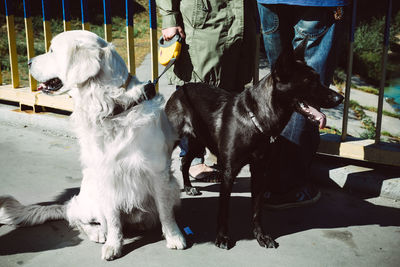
[0,55,400,266]
[1,111,400,267]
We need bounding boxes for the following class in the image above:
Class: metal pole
[81,0,90,31]
[41,0,52,52]
[375,0,392,144]
[5,0,19,88]
[341,0,357,142]
[103,0,112,42]
[23,0,37,91]
[149,0,158,92]
[126,0,136,75]
[62,0,71,31]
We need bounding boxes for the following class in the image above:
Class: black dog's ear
[272,47,295,82]
[293,37,308,61]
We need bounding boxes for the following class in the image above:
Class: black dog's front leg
[215,167,237,249]
[250,159,279,249]
[181,137,203,196]
[181,154,201,196]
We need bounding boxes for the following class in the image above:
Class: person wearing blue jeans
[257,0,349,209]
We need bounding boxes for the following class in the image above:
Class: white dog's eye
[49,48,53,53]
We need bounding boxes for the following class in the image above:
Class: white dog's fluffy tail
[0,195,66,226]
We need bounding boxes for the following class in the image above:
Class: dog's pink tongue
[308,106,326,129]
[37,83,45,91]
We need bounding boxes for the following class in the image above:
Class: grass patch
[349,100,400,141]
[362,106,400,119]
[353,86,379,95]
[381,131,400,143]
[349,100,376,139]
[320,126,342,135]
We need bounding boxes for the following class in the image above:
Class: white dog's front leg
[101,211,123,261]
[154,176,186,250]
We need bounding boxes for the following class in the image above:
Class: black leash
[143,57,177,99]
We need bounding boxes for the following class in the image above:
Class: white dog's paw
[78,223,106,244]
[88,228,106,244]
[101,243,122,261]
[165,233,186,250]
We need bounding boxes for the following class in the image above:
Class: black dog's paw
[255,233,279,249]
[184,186,201,196]
[215,235,232,250]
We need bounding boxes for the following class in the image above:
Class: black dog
[165,42,344,249]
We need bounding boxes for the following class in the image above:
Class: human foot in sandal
[189,163,220,182]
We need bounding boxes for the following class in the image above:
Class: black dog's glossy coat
[165,44,344,249]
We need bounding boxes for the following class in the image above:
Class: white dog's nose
[28,59,33,69]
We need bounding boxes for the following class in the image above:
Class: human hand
[162,26,185,41]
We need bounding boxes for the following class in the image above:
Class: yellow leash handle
[158,35,182,66]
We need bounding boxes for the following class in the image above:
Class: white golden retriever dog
[0,30,186,260]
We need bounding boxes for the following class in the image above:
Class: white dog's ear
[66,44,102,85]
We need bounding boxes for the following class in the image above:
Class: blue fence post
[341,0,357,142]
[149,0,158,91]
[375,0,392,144]
[23,0,37,91]
[103,0,112,41]
[126,0,136,75]
[5,0,19,88]
[62,0,71,31]
[81,0,90,30]
[42,0,52,52]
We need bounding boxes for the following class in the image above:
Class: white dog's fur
[0,30,186,260]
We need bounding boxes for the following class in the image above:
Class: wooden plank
[319,134,400,167]
[0,86,73,112]
[36,93,74,111]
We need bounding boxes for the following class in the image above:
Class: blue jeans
[257,4,345,192]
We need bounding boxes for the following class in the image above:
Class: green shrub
[353,13,400,85]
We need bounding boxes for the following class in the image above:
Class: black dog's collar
[248,111,263,133]
[110,81,157,117]
[248,111,277,143]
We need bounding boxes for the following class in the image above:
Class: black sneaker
[264,186,321,210]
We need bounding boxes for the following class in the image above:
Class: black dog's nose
[333,93,344,105]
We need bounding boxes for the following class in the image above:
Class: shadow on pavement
[0,187,83,255]
[176,179,400,248]
[1,180,399,256]
[0,221,82,255]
